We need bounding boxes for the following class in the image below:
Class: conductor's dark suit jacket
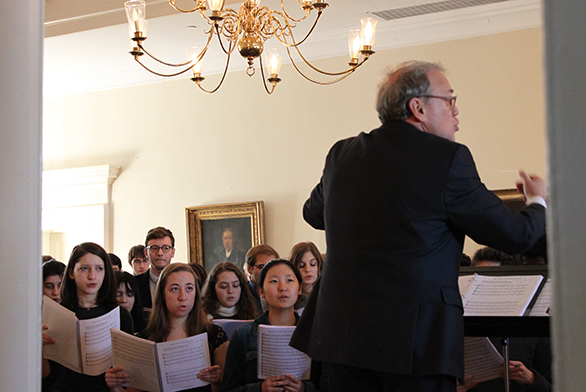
[290,121,546,380]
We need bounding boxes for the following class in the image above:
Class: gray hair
[375,61,445,123]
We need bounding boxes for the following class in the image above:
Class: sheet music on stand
[528,278,552,316]
[458,274,544,316]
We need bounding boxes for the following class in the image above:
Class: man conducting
[291,61,547,392]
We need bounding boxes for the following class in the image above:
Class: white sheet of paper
[461,275,544,316]
[78,306,120,376]
[458,275,475,296]
[529,278,552,316]
[111,329,161,392]
[257,325,311,380]
[464,337,504,383]
[212,319,253,340]
[42,296,80,373]
[156,332,211,392]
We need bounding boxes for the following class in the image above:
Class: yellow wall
[43,27,545,262]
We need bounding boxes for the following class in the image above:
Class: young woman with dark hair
[106,263,229,392]
[115,270,147,331]
[42,242,134,392]
[42,259,66,303]
[289,242,324,310]
[202,261,258,321]
[222,259,323,392]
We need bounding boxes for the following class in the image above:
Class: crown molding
[42,165,120,208]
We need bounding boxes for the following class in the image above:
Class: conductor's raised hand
[516,170,546,201]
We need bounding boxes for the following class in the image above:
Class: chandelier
[124,0,377,94]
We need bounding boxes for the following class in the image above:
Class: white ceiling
[43,0,541,98]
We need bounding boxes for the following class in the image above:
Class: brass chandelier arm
[272,10,324,48]
[255,8,283,41]
[287,54,356,85]
[287,44,369,76]
[137,32,213,68]
[132,33,213,78]
[169,0,207,14]
[138,42,192,67]
[213,23,238,55]
[213,9,243,43]
[197,8,213,24]
[194,49,232,94]
[134,56,199,77]
[279,0,312,23]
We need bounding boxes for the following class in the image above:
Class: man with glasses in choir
[136,226,176,315]
[244,244,279,314]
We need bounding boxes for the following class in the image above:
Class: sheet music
[42,296,80,373]
[464,337,504,383]
[156,332,211,392]
[461,275,543,316]
[212,319,253,340]
[257,325,311,380]
[78,306,120,375]
[459,275,475,296]
[111,329,161,392]
[529,278,552,316]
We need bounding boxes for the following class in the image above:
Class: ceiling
[43,0,541,98]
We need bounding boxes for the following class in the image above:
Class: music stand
[461,265,550,392]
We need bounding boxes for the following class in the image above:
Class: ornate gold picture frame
[186,201,265,271]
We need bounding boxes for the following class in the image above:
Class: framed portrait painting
[186,201,265,272]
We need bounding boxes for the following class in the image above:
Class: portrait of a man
[217,227,247,270]
[201,217,252,272]
[186,201,265,272]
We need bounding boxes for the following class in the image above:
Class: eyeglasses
[132,259,149,265]
[146,245,173,253]
[419,94,457,110]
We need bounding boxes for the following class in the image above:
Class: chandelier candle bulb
[360,18,377,49]
[187,47,204,76]
[132,9,139,32]
[207,0,225,11]
[125,0,146,34]
[348,29,361,65]
[265,48,282,76]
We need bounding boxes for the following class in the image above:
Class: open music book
[257,325,311,380]
[110,329,211,392]
[42,296,120,376]
[458,274,544,316]
[464,337,504,382]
